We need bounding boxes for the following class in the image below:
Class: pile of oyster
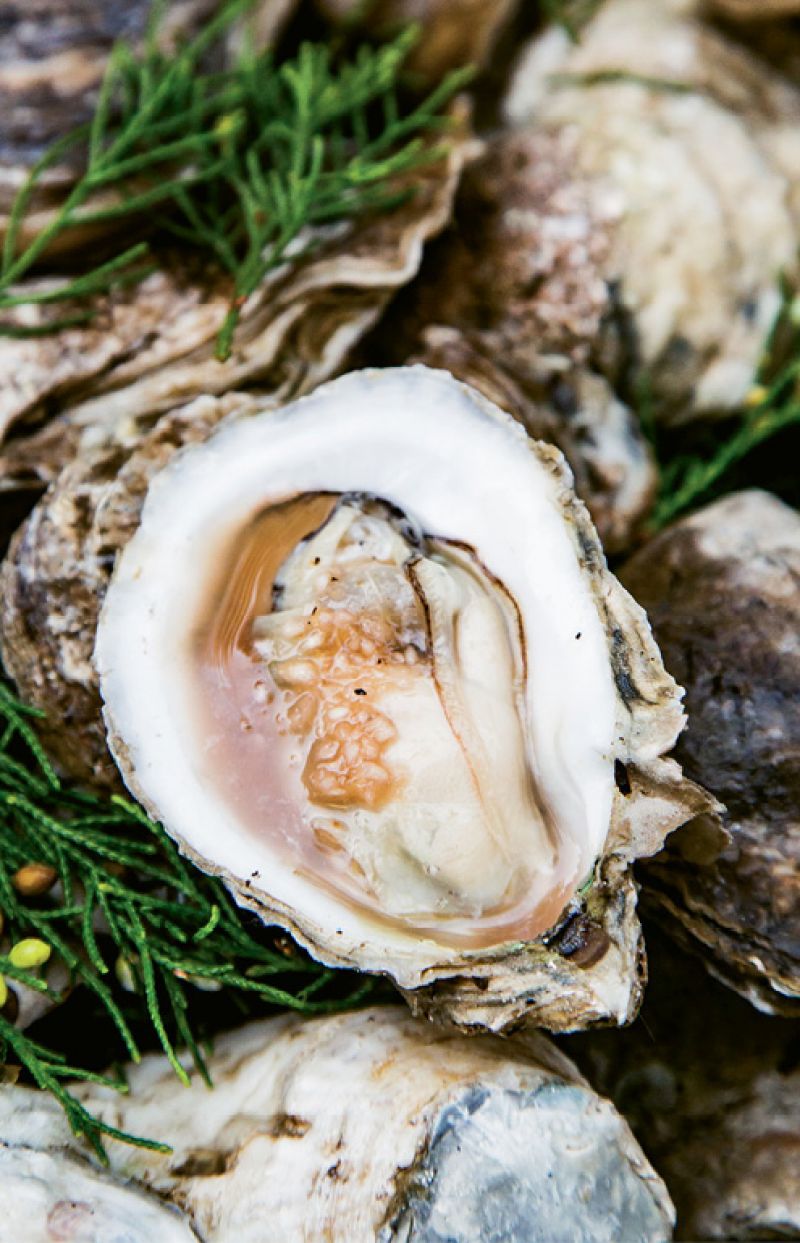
[0,1,799,1240]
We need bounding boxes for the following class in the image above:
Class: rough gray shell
[12,1006,676,1242]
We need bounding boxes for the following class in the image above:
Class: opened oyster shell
[55,365,714,1032]
[622,490,800,1015]
[32,1006,672,1242]
[504,0,800,421]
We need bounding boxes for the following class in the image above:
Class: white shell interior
[96,367,618,981]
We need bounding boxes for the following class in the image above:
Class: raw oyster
[57,365,717,1032]
[622,490,800,1014]
[50,1006,673,1242]
[369,126,657,550]
[504,0,800,422]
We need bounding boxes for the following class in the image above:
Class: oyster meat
[55,1006,674,1242]
[76,366,714,1031]
[622,490,800,1014]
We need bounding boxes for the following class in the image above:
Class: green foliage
[0,0,469,359]
[648,292,800,529]
[0,682,374,1159]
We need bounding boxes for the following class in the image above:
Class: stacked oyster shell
[1,1,800,1239]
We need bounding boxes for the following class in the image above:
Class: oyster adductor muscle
[88,367,713,1031]
[622,489,800,1015]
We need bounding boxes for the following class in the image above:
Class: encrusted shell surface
[0,0,296,257]
[563,924,800,1242]
[41,1006,674,1242]
[622,490,800,1014]
[23,365,716,1032]
[504,0,800,422]
[314,0,519,86]
[0,129,468,496]
[368,127,657,551]
[0,1090,198,1242]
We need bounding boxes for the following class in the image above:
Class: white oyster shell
[0,1089,197,1243]
[96,366,713,1030]
[61,1006,674,1243]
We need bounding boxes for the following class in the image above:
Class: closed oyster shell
[0,129,468,496]
[622,490,800,1014]
[313,0,519,86]
[0,1089,198,1242]
[504,0,800,422]
[34,365,717,1032]
[368,126,657,550]
[563,924,800,1242]
[0,0,297,257]
[50,1006,673,1242]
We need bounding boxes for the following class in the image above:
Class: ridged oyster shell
[504,0,800,422]
[0,129,468,498]
[0,0,296,258]
[368,126,657,551]
[622,490,800,1015]
[80,366,715,1031]
[16,1006,675,1242]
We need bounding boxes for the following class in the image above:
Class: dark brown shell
[564,925,800,1242]
[706,0,800,17]
[622,490,800,1015]
[313,0,519,86]
[503,0,800,424]
[366,127,657,552]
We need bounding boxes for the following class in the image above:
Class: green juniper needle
[0,0,470,360]
[0,682,376,1159]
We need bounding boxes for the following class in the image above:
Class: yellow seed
[0,977,7,1009]
[744,384,768,409]
[9,938,51,969]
